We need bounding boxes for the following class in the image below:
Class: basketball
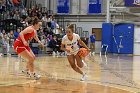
[78,48,89,58]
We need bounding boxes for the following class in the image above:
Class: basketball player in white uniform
[61,24,90,81]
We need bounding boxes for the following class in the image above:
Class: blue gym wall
[102,23,113,52]
[102,23,134,54]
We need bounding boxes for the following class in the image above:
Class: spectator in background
[48,35,59,55]
[58,27,64,37]
[20,8,28,17]
[51,15,56,30]
[0,0,5,13]
[80,37,88,48]
[7,0,14,10]
[12,0,19,6]
[0,31,3,47]
[14,28,20,38]
[41,35,47,45]
[56,36,64,56]
[2,34,8,54]
[0,0,3,6]
[83,37,88,46]
[0,30,3,56]
[90,32,96,55]
[21,18,29,28]
[41,15,48,28]
[27,8,32,17]
[40,28,45,38]
[8,30,15,47]
[13,10,20,20]
[1,29,7,38]
[47,15,52,28]
[52,23,59,35]
[41,35,47,52]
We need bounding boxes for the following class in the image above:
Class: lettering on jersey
[67,44,72,46]
[67,42,77,46]
[66,42,77,49]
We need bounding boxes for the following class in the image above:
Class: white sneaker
[89,52,92,56]
[53,51,56,56]
[81,73,87,81]
[30,73,41,80]
[92,52,95,56]
[22,70,30,77]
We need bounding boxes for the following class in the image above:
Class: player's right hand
[66,48,71,53]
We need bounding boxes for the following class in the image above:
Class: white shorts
[66,49,79,56]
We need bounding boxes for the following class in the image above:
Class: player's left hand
[38,41,45,48]
[86,48,91,52]
[40,43,45,48]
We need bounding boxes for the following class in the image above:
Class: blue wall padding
[102,23,113,52]
[112,23,134,54]
[102,23,134,54]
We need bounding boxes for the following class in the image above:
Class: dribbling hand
[65,48,71,53]
[87,48,91,52]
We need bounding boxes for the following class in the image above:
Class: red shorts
[13,39,31,54]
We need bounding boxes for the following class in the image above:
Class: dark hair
[67,24,74,32]
[32,18,40,25]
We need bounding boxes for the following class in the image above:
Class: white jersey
[62,33,80,55]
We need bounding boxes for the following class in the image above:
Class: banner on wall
[88,0,102,14]
[125,0,140,7]
[57,0,70,14]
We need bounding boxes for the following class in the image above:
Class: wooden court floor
[0,54,140,93]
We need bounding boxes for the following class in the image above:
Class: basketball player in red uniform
[13,18,44,80]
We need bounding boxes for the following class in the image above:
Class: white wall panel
[134,27,140,55]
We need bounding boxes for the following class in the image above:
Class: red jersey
[17,29,35,42]
[13,27,36,54]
